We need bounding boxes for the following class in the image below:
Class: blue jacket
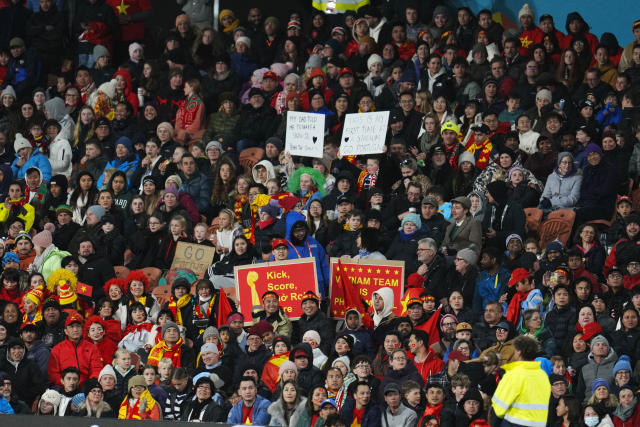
[285,212,330,297]
[0,396,13,414]
[179,172,211,214]
[11,149,52,182]
[97,154,140,189]
[341,397,382,427]
[596,103,622,128]
[472,267,510,315]
[227,394,271,424]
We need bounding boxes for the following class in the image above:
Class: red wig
[126,270,150,293]
[103,278,127,298]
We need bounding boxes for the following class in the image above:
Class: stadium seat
[539,209,576,248]
[152,285,171,306]
[524,208,543,237]
[142,267,163,290]
[238,147,265,174]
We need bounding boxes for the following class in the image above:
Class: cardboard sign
[329,258,404,319]
[285,111,325,158]
[170,242,216,277]
[339,111,390,156]
[234,258,319,324]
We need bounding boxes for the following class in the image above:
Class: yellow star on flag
[116,0,130,15]
[400,292,411,315]
[520,35,533,48]
[81,286,86,292]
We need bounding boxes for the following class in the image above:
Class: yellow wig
[46,268,78,293]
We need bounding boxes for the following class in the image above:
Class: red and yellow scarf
[148,337,184,367]
[22,309,42,325]
[118,389,156,419]
[167,294,191,325]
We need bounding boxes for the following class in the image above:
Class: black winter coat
[234,103,278,143]
[298,311,334,356]
[0,353,45,405]
[329,228,359,257]
[578,162,617,214]
[181,398,224,422]
[610,328,640,365]
[289,343,324,395]
[423,253,449,301]
[545,305,576,350]
[78,254,116,300]
[385,230,430,277]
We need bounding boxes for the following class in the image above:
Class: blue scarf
[399,229,419,242]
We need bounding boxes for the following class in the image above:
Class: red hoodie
[113,69,139,115]
[300,68,334,111]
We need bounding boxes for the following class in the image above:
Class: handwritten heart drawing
[312,136,318,143]
[344,137,349,142]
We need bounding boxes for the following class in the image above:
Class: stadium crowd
[0,0,640,425]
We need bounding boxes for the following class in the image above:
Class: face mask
[584,416,599,427]
[199,295,212,303]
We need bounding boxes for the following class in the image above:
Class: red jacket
[613,402,640,427]
[47,338,104,387]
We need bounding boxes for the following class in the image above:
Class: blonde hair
[72,105,95,148]
[158,357,174,370]
[194,222,208,231]
[112,348,130,364]
[218,208,236,231]
[170,215,187,231]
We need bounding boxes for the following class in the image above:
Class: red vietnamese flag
[336,260,366,313]
[414,305,442,346]
[217,288,233,328]
[76,282,93,298]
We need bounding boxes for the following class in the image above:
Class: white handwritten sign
[340,111,390,156]
[285,111,325,158]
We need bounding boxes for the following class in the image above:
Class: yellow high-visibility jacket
[0,200,35,232]
[312,0,370,13]
[491,360,551,427]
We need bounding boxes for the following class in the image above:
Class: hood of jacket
[344,308,362,330]
[285,211,307,241]
[372,287,394,324]
[289,342,314,366]
[306,68,327,90]
[44,97,67,122]
[113,69,134,96]
[251,159,276,183]
[587,346,617,366]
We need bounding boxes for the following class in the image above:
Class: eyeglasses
[442,322,457,327]
[355,364,371,369]
[89,389,103,394]
[496,327,508,333]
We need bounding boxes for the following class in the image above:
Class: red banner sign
[329,258,405,319]
[234,258,319,324]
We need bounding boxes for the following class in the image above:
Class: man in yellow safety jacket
[491,335,551,427]
[312,0,370,14]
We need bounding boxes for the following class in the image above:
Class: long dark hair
[69,171,99,209]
